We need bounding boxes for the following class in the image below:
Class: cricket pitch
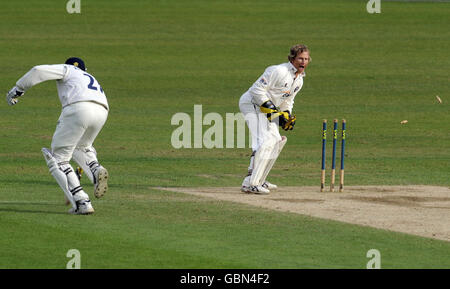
[160,186,450,242]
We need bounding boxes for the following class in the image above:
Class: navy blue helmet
[65,57,86,71]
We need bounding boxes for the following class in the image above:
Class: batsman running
[6,57,109,214]
[239,44,311,194]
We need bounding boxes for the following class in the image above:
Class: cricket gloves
[6,86,24,106]
[282,112,296,131]
[260,100,296,131]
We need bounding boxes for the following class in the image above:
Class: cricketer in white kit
[6,57,109,214]
[239,45,311,194]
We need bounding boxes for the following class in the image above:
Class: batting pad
[250,137,284,186]
[72,147,99,184]
[260,136,287,184]
[42,148,77,209]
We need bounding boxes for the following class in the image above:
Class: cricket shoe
[68,199,94,215]
[262,181,277,190]
[241,185,270,195]
[93,166,109,199]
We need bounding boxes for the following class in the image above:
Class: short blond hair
[288,44,311,62]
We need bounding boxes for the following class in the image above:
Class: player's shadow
[0,202,68,215]
[2,179,57,186]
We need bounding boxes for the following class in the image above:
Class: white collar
[287,62,306,77]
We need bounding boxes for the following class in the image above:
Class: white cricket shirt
[16,64,109,110]
[240,62,305,113]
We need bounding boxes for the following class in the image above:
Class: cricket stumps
[339,119,346,192]
[321,119,346,192]
[320,119,327,192]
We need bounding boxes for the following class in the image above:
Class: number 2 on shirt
[83,73,104,93]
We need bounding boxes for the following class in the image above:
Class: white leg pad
[261,136,287,184]
[42,148,89,209]
[72,147,99,184]
[250,139,278,186]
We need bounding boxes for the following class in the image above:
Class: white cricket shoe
[94,166,109,198]
[262,181,278,190]
[240,175,271,194]
[241,185,270,195]
[250,185,270,195]
[68,199,95,215]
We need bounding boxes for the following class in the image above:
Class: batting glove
[259,100,278,116]
[260,101,290,127]
[283,115,296,131]
[6,86,24,106]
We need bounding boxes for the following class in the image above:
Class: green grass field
[0,0,449,269]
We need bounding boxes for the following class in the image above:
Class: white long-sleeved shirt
[239,62,305,113]
[16,64,109,110]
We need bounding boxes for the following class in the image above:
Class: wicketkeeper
[239,44,311,194]
[6,57,109,214]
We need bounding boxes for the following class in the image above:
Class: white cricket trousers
[51,101,108,162]
[239,101,282,152]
